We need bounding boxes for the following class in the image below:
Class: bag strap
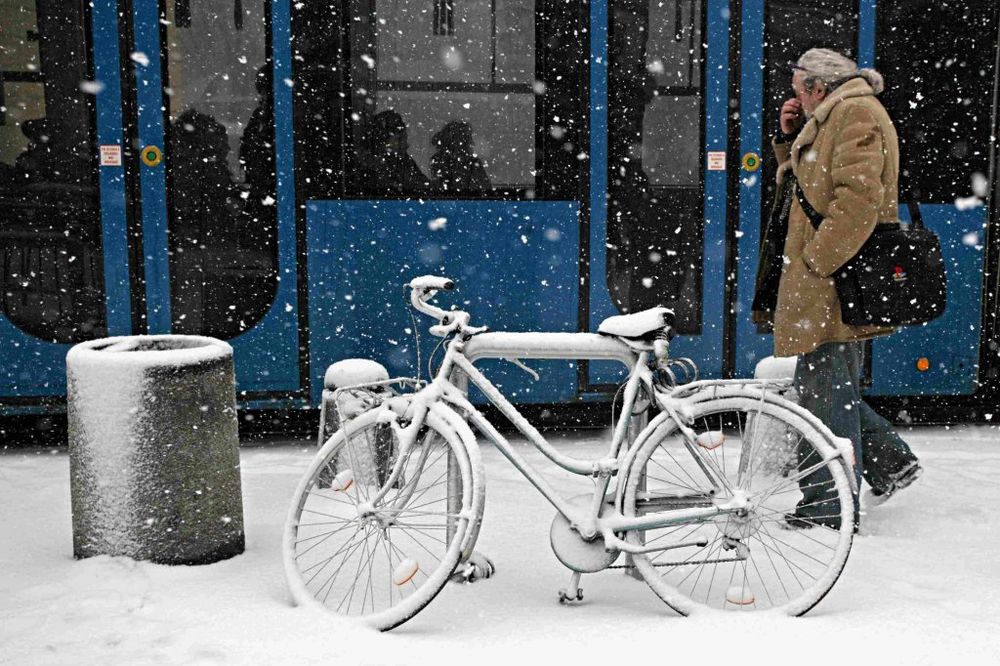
[792,177,824,231]
[794,173,918,232]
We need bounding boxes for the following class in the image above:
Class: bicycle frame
[382,333,748,557]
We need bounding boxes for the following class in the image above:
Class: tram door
[732,0,862,379]
[0,0,300,400]
[732,0,996,397]
[126,0,300,394]
[0,0,115,399]
[591,0,730,384]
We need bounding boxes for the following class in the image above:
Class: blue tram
[1,0,997,420]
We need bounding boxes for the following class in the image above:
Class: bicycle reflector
[393,558,420,586]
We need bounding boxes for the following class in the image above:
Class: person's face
[792,70,827,116]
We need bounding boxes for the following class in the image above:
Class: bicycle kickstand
[558,572,584,604]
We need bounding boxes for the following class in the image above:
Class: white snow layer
[754,355,798,380]
[323,358,390,390]
[2,426,999,665]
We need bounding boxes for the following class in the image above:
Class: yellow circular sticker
[141,145,163,167]
[742,152,761,172]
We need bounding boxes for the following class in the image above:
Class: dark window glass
[0,0,106,343]
[877,0,998,203]
[163,0,278,338]
[762,1,858,154]
[607,0,703,333]
[292,0,584,200]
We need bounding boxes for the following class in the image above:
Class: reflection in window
[0,0,106,343]
[345,0,536,197]
[877,0,997,203]
[292,0,584,201]
[607,0,703,333]
[164,0,278,339]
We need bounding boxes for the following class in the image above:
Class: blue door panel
[306,200,581,405]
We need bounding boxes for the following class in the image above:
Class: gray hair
[794,48,885,94]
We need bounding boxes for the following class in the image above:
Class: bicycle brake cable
[427,332,450,379]
[405,286,422,384]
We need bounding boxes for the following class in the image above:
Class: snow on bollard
[317,359,391,447]
[67,335,245,565]
[753,356,797,387]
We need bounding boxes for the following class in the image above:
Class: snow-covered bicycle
[284,276,857,630]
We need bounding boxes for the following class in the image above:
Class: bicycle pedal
[558,588,584,604]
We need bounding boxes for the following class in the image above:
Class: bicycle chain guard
[549,495,620,573]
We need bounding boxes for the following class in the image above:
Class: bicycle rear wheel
[284,402,480,630]
[621,391,854,615]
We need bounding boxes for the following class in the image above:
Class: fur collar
[788,77,875,172]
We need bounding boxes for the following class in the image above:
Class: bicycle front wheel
[621,392,854,615]
[284,402,480,630]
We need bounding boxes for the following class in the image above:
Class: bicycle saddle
[597,307,675,340]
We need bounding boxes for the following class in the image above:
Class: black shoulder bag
[794,181,947,326]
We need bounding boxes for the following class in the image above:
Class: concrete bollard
[67,335,245,565]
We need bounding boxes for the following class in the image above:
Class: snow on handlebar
[406,276,488,338]
[407,275,455,292]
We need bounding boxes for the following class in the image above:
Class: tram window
[0,0,106,343]
[163,0,278,339]
[877,0,998,204]
[345,0,537,196]
[607,0,704,333]
[292,0,583,200]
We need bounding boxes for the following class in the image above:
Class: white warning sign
[100,144,122,167]
[707,151,726,171]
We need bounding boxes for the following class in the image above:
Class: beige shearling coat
[769,77,897,356]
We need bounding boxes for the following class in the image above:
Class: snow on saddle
[597,307,674,341]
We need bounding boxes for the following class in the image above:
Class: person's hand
[780,98,804,135]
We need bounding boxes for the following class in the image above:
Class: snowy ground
[2,424,999,666]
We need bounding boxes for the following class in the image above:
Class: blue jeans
[793,341,918,527]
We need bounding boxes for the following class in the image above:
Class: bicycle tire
[621,390,854,615]
[283,400,482,630]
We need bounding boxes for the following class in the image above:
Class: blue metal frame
[0,0,129,400]
[132,0,172,332]
[222,0,301,393]
[92,0,132,335]
[733,0,768,379]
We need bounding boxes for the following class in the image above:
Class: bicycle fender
[428,401,486,562]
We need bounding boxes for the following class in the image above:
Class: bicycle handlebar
[407,275,488,338]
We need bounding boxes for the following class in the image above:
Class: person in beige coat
[755,49,922,531]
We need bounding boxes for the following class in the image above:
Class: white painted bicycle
[284,276,857,630]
